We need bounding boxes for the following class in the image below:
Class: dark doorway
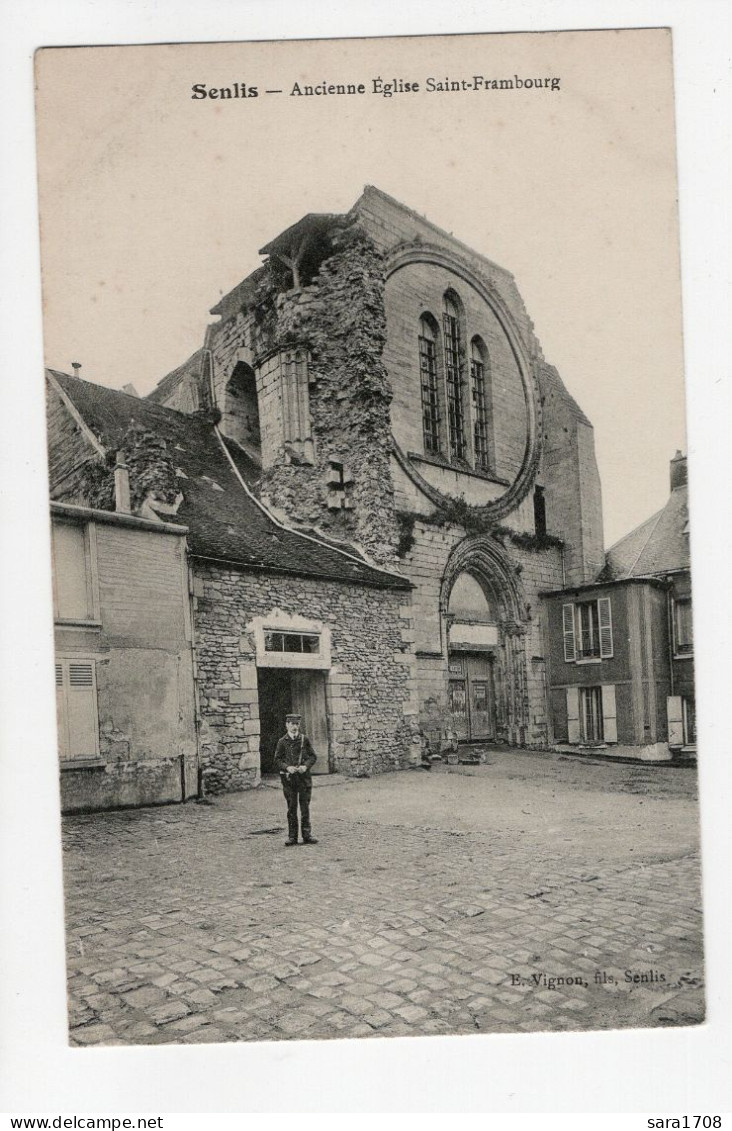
[257,668,330,774]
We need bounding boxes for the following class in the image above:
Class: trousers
[281,773,313,838]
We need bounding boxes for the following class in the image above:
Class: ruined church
[47,186,607,809]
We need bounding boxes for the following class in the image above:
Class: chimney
[670,450,687,491]
[71,361,82,378]
[114,452,131,514]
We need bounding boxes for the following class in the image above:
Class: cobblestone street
[62,749,704,1046]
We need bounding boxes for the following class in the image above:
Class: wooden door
[291,671,330,774]
[466,653,495,740]
[448,654,469,740]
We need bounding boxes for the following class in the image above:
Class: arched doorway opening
[446,571,498,741]
[222,361,261,462]
[441,537,530,746]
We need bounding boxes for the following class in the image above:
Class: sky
[35,29,687,548]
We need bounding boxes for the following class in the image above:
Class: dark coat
[274,733,317,777]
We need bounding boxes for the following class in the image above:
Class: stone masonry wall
[191,563,417,792]
[204,226,400,567]
[400,517,564,749]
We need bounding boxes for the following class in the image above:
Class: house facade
[51,500,198,812]
[542,452,694,761]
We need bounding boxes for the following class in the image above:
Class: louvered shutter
[566,686,580,743]
[55,659,99,761]
[562,604,576,662]
[598,597,613,658]
[601,684,617,743]
[667,696,683,747]
[55,662,69,760]
[67,662,98,759]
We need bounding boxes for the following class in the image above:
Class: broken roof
[604,481,690,579]
[47,370,410,591]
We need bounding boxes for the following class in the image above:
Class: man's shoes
[301,835,318,845]
[285,837,298,846]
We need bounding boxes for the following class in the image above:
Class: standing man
[274,713,319,846]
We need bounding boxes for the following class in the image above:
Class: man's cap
[285,714,302,723]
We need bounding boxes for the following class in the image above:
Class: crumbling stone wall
[48,420,180,516]
[205,224,400,566]
[191,562,416,791]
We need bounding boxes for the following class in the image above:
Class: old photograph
[33,28,703,1049]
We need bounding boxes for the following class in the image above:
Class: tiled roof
[604,484,690,579]
[47,370,410,590]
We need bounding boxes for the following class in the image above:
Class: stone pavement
[62,748,704,1045]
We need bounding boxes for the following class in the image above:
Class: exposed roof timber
[258,212,343,259]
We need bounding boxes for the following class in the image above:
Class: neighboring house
[604,451,695,755]
[542,452,694,761]
[51,498,198,812]
[46,366,414,807]
[146,185,604,758]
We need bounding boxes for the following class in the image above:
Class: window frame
[672,596,693,657]
[579,685,604,743]
[562,597,613,663]
[51,519,100,626]
[442,293,467,464]
[418,314,441,457]
[470,336,493,473]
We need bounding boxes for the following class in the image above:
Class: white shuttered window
[598,598,613,659]
[55,659,99,762]
[563,597,613,661]
[562,604,576,662]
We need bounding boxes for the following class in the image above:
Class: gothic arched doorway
[446,571,498,741]
[441,536,530,746]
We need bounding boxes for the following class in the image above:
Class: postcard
[32,27,704,1058]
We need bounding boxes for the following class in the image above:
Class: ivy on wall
[396,498,564,558]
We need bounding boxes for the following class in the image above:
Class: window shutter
[566,686,580,743]
[601,684,617,743]
[562,604,576,662]
[52,523,90,620]
[55,662,69,761]
[667,695,684,747]
[598,598,613,658]
[56,659,99,761]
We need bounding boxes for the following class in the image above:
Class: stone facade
[191,563,417,789]
[150,186,605,757]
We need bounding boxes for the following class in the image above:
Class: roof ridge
[606,506,664,554]
[622,506,665,578]
[50,369,201,425]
